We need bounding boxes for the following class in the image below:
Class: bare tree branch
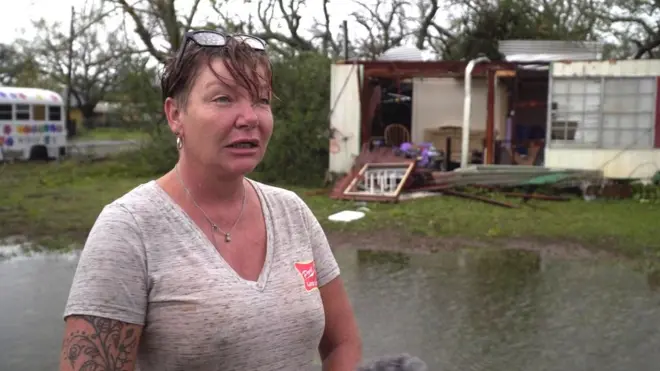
[24,1,143,123]
[351,0,412,58]
[106,0,205,62]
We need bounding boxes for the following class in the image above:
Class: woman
[59,30,362,371]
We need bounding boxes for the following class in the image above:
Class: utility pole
[342,20,349,61]
[64,6,75,138]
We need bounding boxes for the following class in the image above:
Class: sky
[0,0,440,66]
[0,0,637,59]
[0,0,81,44]
[0,0,373,46]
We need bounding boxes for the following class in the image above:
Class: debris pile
[329,143,607,208]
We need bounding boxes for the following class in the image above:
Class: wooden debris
[341,162,416,202]
[328,144,608,206]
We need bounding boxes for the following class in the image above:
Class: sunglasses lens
[234,35,266,51]
[188,32,266,51]
[191,32,226,46]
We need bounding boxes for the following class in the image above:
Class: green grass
[74,127,148,142]
[1,159,658,258]
[304,191,659,258]
[0,160,151,251]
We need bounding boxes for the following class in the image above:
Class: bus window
[16,104,30,120]
[33,104,46,121]
[48,105,62,121]
[0,104,12,120]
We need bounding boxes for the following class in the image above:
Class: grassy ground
[303,188,659,259]
[74,127,148,141]
[1,159,658,257]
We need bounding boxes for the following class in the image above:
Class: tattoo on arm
[61,315,140,371]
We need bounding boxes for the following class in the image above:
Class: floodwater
[2,245,660,370]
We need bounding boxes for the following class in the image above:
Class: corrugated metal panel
[378,46,424,61]
[506,53,596,62]
[499,40,601,61]
[552,59,660,77]
[329,63,362,174]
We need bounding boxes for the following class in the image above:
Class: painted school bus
[0,86,67,161]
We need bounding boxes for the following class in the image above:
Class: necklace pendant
[212,224,219,232]
[224,233,232,243]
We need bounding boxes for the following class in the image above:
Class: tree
[27,1,140,126]
[427,0,607,60]
[0,43,58,88]
[256,50,333,185]
[48,0,660,184]
[596,0,660,58]
[106,0,204,63]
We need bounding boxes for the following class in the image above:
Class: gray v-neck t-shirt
[63,180,341,371]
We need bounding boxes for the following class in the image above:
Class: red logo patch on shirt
[294,260,318,292]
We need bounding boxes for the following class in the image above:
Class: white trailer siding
[329,64,362,174]
[545,60,660,179]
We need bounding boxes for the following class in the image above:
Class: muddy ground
[326,230,614,260]
[0,230,626,262]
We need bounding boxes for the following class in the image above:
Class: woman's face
[166,58,273,178]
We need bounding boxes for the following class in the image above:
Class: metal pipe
[461,56,490,168]
[485,69,496,164]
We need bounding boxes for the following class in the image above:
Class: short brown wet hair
[160,35,273,107]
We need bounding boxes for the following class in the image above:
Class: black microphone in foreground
[356,353,428,371]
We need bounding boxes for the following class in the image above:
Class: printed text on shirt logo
[294,260,318,292]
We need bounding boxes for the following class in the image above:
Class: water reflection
[467,249,542,326]
[0,251,80,371]
[357,250,410,271]
[2,247,660,371]
[335,248,660,371]
[646,268,660,291]
[461,249,544,370]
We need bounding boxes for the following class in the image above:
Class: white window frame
[548,76,657,149]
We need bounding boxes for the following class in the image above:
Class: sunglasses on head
[175,30,267,64]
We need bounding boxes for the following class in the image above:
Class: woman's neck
[173,159,245,205]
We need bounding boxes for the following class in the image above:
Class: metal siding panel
[328,64,361,173]
[552,60,660,77]
[411,77,427,143]
[499,40,601,59]
[545,72,554,150]
[545,148,660,178]
[495,84,508,140]
[655,77,660,148]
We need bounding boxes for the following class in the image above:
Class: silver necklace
[174,165,246,243]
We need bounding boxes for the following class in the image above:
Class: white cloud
[0,0,88,44]
[1,0,440,65]
[0,0,359,45]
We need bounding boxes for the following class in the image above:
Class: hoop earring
[176,136,183,150]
